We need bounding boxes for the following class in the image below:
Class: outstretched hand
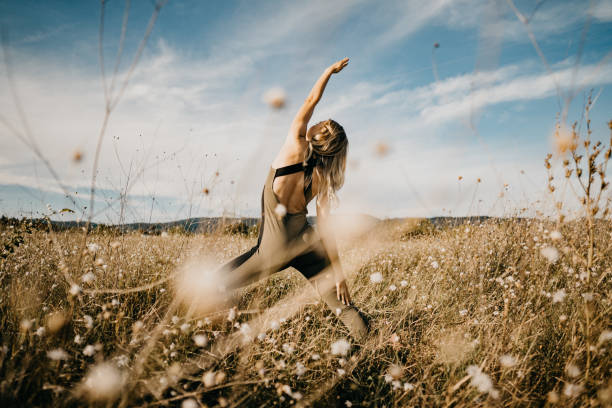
[329,57,349,74]
[336,278,352,306]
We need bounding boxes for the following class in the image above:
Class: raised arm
[316,194,352,306]
[288,58,349,140]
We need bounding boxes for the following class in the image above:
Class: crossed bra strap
[273,161,315,201]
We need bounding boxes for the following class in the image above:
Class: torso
[271,137,319,214]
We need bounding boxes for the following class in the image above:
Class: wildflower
[295,362,306,377]
[389,284,397,291]
[84,315,94,329]
[47,348,69,361]
[74,334,82,344]
[282,343,295,354]
[563,383,584,398]
[404,382,415,391]
[547,390,560,403]
[83,345,96,357]
[36,326,46,336]
[80,362,125,402]
[311,353,320,361]
[370,272,383,283]
[459,309,468,316]
[467,365,499,398]
[182,399,198,408]
[274,204,287,218]
[72,149,83,162]
[270,320,280,330]
[550,230,562,240]
[180,323,191,333]
[582,292,594,302]
[345,401,353,407]
[598,330,612,345]
[331,338,351,356]
[193,334,208,347]
[69,284,81,296]
[499,354,517,368]
[87,243,101,254]
[388,364,403,379]
[337,368,346,376]
[203,371,216,387]
[566,364,581,378]
[552,289,566,303]
[431,261,439,269]
[540,246,559,263]
[400,280,408,287]
[262,87,286,109]
[81,272,95,283]
[374,141,390,157]
[20,319,32,332]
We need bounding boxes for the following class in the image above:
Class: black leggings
[219,239,369,341]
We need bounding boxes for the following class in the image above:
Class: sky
[0,0,611,223]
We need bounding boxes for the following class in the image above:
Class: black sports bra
[273,160,315,205]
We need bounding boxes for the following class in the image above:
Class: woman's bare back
[271,136,318,214]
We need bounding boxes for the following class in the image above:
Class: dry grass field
[1,211,611,407]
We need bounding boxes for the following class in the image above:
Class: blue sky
[1,0,611,222]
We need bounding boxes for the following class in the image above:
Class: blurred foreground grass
[1,215,611,407]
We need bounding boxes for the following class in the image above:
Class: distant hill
[0,214,512,235]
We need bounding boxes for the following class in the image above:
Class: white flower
[295,362,306,377]
[459,309,468,316]
[193,334,208,347]
[370,272,383,283]
[311,353,320,361]
[403,382,415,391]
[282,343,295,355]
[47,348,69,360]
[69,284,81,296]
[84,315,94,329]
[562,383,584,398]
[566,364,581,378]
[467,365,499,398]
[582,292,594,302]
[389,284,397,291]
[227,308,236,322]
[36,326,46,336]
[87,243,101,254]
[83,345,96,357]
[337,368,346,376]
[431,261,439,269]
[400,280,408,287]
[499,354,517,368]
[550,230,562,240]
[598,330,612,345]
[270,320,280,331]
[331,338,351,356]
[552,288,566,303]
[180,323,191,333]
[345,401,353,407]
[540,246,559,263]
[203,371,216,387]
[74,334,82,344]
[181,398,198,408]
[81,272,95,283]
[274,203,287,218]
[81,362,125,401]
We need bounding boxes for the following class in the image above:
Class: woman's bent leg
[289,249,369,342]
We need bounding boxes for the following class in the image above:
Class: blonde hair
[304,119,348,207]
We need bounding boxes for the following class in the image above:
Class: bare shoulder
[272,136,308,168]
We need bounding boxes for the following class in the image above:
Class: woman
[220,57,368,341]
